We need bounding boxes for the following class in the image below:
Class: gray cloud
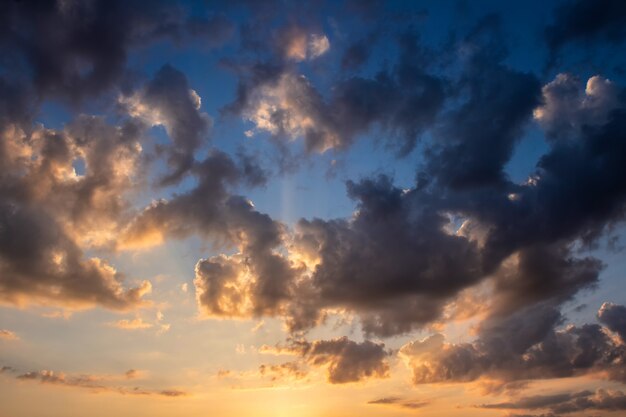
[122,65,213,185]
[479,388,626,415]
[427,15,541,189]
[545,0,626,62]
[368,396,429,409]
[400,303,626,385]
[264,337,390,384]
[12,368,188,397]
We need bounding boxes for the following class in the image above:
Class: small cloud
[251,321,265,332]
[109,318,153,330]
[216,369,231,378]
[368,397,429,410]
[157,324,171,335]
[125,369,139,379]
[159,389,188,397]
[309,34,330,59]
[0,330,18,341]
[41,310,73,319]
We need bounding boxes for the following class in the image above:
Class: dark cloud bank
[2,0,626,405]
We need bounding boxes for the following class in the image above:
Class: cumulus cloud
[400,303,626,385]
[534,74,620,138]
[598,302,626,342]
[0,117,151,310]
[228,32,444,155]
[262,337,390,384]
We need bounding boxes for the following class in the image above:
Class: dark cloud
[122,65,212,185]
[400,303,626,385]
[226,32,444,156]
[426,15,541,189]
[545,0,626,60]
[11,368,187,397]
[259,361,308,381]
[368,397,429,409]
[290,175,483,336]
[0,0,180,103]
[0,0,232,104]
[598,302,626,342]
[270,337,391,384]
[479,388,626,415]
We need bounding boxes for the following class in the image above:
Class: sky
[2,1,626,416]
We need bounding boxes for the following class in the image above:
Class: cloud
[264,337,390,384]
[227,32,445,156]
[368,397,429,410]
[288,175,483,336]
[0,113,152,311]
[400,303,626,385]
[110,318,153,330]
[190,72,626,340]
[598,302,626,342]
[258,361,308,382]
[534,74,620,138]
[121,65,212,185]
[0,330,18,341]
[11,368,187,397]
[275,27,330,62]
[426,15,541,189]
[545,0,626,61]
[0,0,232,104]
[479,388,626,414]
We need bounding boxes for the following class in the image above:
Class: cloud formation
[121,65,213,185]
[400,303,626,385]
[0,116,151,310]
[261,337,390,384]
[479,388,626,415]
[12,368,188,398]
